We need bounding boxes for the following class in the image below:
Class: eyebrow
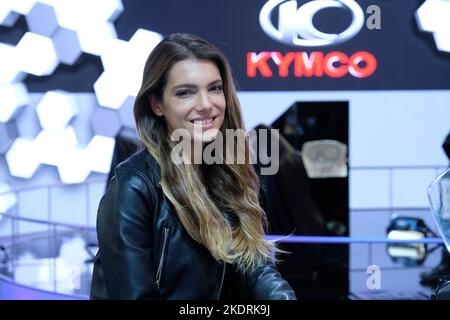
[171,79,223,91]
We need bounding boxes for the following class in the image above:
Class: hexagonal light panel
[76,22,117,56]
[98,38,129,71]
[93,69,128,109]
[0,0,163,186]
[0,83,29,123]
[51,27,82,65]
[85,0,123,22]
[51,0,123,31]
[0,121,19,154]
[94,29,162,109]
[5,137,40,179]
[416,0,450,52]
[57,147,91,184]
[10,0,38,15]
[34,126,78,166]
[16,32,58,76]
[90,107,122,137]
[25,2,58,37]
[85,135,115,173]
[0,182,17,214]
[0,43,25,84]
[36,91,78,130]
[126,29,163,97]
[46,0,122,57]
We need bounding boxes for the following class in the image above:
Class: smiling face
[150,59,226,144]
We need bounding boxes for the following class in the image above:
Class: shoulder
[113,148,161,191]
[98,149,161,225]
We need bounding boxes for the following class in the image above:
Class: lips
[189,116,217,130]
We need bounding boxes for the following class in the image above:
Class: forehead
[166,59,222,86]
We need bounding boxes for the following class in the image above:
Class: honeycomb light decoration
[416,0,450,53]
[0,0,162,187]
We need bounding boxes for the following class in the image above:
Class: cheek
[163,109,190,131]
[166,103,190,122]
[214,96,226,113]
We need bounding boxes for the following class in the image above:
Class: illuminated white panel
[10,0,38,15]
[36,91,78,130]
[99,38,128,71]
[48,0,84,31]
[129,28,163,53]
[416,0,450,53]
[85,135,115,173]
[95,30,162,109]
[0,43,24,84]
[34,127,78,166]
[57,147,90,184]
[85,0,123,22]
[5,137,40,179]
[51,0,123,31]
[93,70,128,109]
[0,83,29,123]
[16,32,58,76]
[0,182,17,214]
[25,2,58,37]
[433,29,450,53]
[76,22,117,56]
[416,0,448,31]
[126,29,163,96]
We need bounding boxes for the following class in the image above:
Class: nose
[194,91,213,113]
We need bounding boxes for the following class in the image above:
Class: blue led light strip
[265,235,444,244]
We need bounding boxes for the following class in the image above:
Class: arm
[245,262,297,300]
[96,169,159,299]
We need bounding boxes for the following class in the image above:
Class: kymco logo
[259,0,365,47]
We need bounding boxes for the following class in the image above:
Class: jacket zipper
[155,227,169,289]
[214,262,226,300]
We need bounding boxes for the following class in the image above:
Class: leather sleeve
[96,168,159,299]
[245,262,297,300]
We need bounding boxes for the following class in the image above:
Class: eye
[210,85,223,93]
[175,90,193,97]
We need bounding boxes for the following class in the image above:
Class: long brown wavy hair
[134,33,276,271]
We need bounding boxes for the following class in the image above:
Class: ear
[149,95,164,117]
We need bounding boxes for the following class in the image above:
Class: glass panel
[428,168,450,253]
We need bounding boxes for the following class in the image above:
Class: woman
[90,33,296,300]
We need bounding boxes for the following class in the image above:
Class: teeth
[192,118,213,125]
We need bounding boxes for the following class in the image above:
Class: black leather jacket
[90,149,296,300]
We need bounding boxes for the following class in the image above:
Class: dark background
[1,0,449,92]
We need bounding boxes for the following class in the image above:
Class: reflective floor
[0,229,442,300]
[0,228,96,299]
[349,242,439,300]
